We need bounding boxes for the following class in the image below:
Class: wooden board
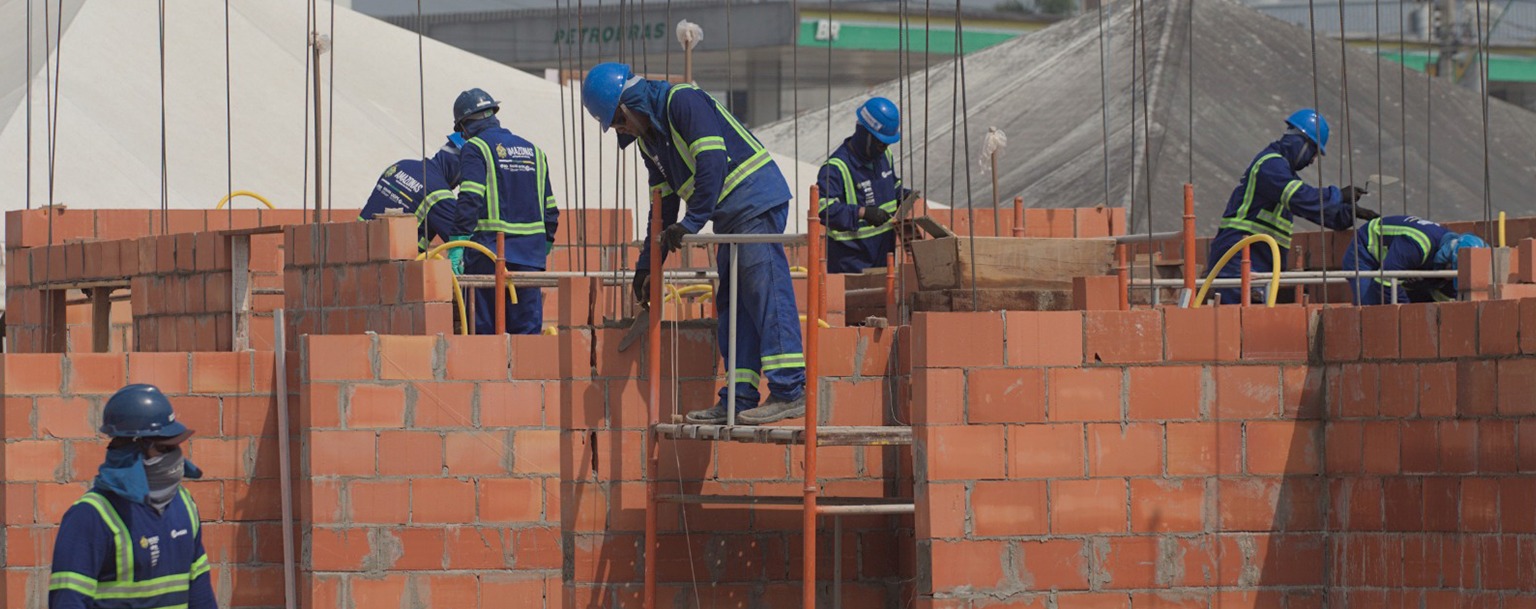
[909,236,1115,291]
[912,288,1073,312]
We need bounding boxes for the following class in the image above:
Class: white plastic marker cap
[676,20,704,51]
[980,127,1008,171]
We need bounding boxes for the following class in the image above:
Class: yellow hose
[1191,234,1282,308]
[214,190,277,210]
[1499,211,1507,248]
[798,315,831,328]
[664,284,714,303]
[789,266,808,274]
[417,240,521,335]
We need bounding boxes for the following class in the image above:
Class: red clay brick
[1085,310,1163,364]
[480,477,543,523]
[349,479,410,524]
[1522,298,1536,355]
[1418,362,1457,418]
[307,430,377,476]
[1130,478,1205,533]
[971,480,1047,536]
[308,527,372,570]
[1479,420,1518,474]
[510,334,564,379]
[6,441,63,481]
[1057,593,1131,609]
[445,431,509,476]
[914,368,966,425]
[1011,541,1089,594]
[1362,421,1402,475]
[1377,363,1418,418]
[1007,424,1085,478]
[376,335,436,381]
[512,429,560,475]
[346,384,407,429]
[1359,305,1401,359]
[307,335,375,381]
[377,431,443,476]
[1100,536,1160,589]
[1320,307,1361,362]
[446,526,507,569]
[1437,301,1478,357]
[411,382,476,428]
[479,382,546,427]
[923,425,1007,481]
[1089,422,1162,476]
[5,354,63,394]
[1072,275,1120,311]
[1166,422,1242,476]
[1398,303,1439,359]
[968,368,1045,424]
[1212,366,1281,419]
[389,527,448,570]
[1245,421,1320,475]
[928,539,1008,594]
[919,482,966,540]
[1496,359,1536,416]
[913,312,1005,368]
[350,574,409,608]
[65,353,126,395]
[1457,359,1498,417]
[1240,307,1310,361]
[411,478,478,523]
[1438,419,1477,474]
[1005,311,1084,366]
[1478,299,1521,356]
[1049,368,1122,422]
[1050,478,1127,534]
[1330,363,1380,419]
[1163,307,1241,362]
[1128,366,1201,420]
[35,397,96,439]
[512,526,561,570]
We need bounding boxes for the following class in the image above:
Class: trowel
[617,307,649,353]
[1366,174,1400,190]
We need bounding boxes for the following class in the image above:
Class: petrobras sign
[554,22,667,45]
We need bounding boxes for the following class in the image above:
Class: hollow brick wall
[912,302,1536,609]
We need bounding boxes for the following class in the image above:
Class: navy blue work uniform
[817,137,909,274]
[622,80,805,412]
[453,115,558,335]
[360,143,461,252]
[49,488,214,609]
[1205,134,1356,304]
[1342,215,1456,305]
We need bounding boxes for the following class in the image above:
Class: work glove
[632,269,651,309]
[1353,206,1381,221]
[1341,185,1369,204]
[861,206,892,227]
[448,235,471,275]
[660,224,691,253]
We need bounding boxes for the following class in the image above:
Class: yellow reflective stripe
[663,83,772,205]
[729,369,761,384]
[1218,217,1293,250]
[180,487,199,538]
[466,137,501,223]
[823,158,857,212]
[1279,180,1304,211]
[190,555,210,579]
[460,182,486,195]
[689,136,726,156]
[416,189,456,221]
[650,183,675,198]
[762,353,806,372]
[545,196,558,209]
[77,493,133,583]
[477,220,547,235]
[721,150,772,199]
[829,223,896,242]
[97,572,191,598]
[878,200,898,213]
[535,149,549,223]
[678,176,697,201]
[49,571,98,596]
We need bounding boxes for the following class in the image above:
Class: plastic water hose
[798,315,831,328]
[417,240,521,335]
[1191,233,1282,308]
[664,284,714,303]
[1500,211,1507,248]
[415,251,470,335]
[214,190,277,210]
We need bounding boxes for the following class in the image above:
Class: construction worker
[818,97,911,274]
[1205,109,1377,304]
[450,88,559,335]
[1342,215,1488,305]
[360,134,465,266]
[581,62,806,425]
[49,384,214,609]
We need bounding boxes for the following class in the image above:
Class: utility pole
[1436,0,1458,78]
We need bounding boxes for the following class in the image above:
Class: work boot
[684,404,731,425]
[737,395,806,425]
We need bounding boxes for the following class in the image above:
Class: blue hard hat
[1434,232,1490,268]
[582,62,636,132]
[856,97,902,145]
[1285,108,1330,156]
[99,384,189,439]
[453,88,500,126]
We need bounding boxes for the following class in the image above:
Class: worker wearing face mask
[818,97,912,274]
[48,384,215,609]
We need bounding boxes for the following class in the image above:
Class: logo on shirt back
[385,164,398,178]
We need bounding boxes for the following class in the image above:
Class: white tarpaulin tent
[0,0,823,237]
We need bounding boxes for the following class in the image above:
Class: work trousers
[714,205,807,411]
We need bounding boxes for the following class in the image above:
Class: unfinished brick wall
[297,333,561,609]
[912,302,1536,608]
[1,350,283,609]
[282,218,455,343]
[555,277,915,608]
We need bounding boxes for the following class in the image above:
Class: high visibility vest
[48,488,209,604]
[1217,152,1302,249]
[820,150,900,242]
[460,136,555,236]
[636,84,775,205]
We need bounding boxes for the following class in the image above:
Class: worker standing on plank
[360,135,465,268]
[1342,215,1488,305]
[1205,109,1377,304]
[818,97,911,274]
[450,88,559,335]
[49,384,215,609]
[581,62,806,425]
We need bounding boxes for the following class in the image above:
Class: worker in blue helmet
[1341,215,1488,305]
[361,134,466,266]
[581,62,805,425]
[449,87,559,335]
[1204,109,1377,305]
[49,384,215,609]
[817,97,913,274]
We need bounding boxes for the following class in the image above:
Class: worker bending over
[818,97,911,274]
[49,384,215,609]
[582,62,806,425]
[450,88,559,335]
[1342,215,1488,305]
[360,135,464,262]
[1205,109,1376,304]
